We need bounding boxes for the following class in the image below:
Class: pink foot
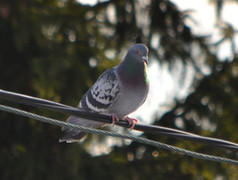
[124,116,138,130]
[111,113,119,125]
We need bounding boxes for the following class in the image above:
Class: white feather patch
[91,80,120,105]
[85,95,106,112]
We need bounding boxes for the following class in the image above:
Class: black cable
[1,89,238,151]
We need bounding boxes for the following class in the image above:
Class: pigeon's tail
[59,116,104,143]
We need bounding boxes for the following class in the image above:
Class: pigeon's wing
[59,68,121,143]
[79,68,121,112]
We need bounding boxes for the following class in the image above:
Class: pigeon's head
[117,44,149,82]
[127,44,149,65]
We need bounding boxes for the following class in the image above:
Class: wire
[0,104,237,166]
[1,89,238,152]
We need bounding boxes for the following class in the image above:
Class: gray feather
[80,68,121,112]
[59,116,104,143]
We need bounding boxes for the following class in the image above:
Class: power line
[0,104,237,166]
[0,89,238,151]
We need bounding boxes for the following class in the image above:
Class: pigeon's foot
[124,116,138,130]
[111,113,120,125]
[110,114,138,129]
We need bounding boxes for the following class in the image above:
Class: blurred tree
[0,0,238,179]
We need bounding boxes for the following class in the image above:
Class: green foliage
[0,0,238,179]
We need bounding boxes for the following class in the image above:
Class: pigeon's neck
[116,58,148,85]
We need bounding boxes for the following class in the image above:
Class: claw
[124,116,138,130]
[111,113,119,125]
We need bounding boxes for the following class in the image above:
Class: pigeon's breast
[107,73,149,118]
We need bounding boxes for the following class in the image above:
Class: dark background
[0,0,238,179]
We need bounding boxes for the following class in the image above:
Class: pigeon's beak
[142,56,148,65]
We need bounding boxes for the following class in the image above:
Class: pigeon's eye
[136,50,140,55]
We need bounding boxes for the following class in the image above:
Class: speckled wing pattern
[79,68,121,112]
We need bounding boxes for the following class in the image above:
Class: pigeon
[59,44,149,143]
